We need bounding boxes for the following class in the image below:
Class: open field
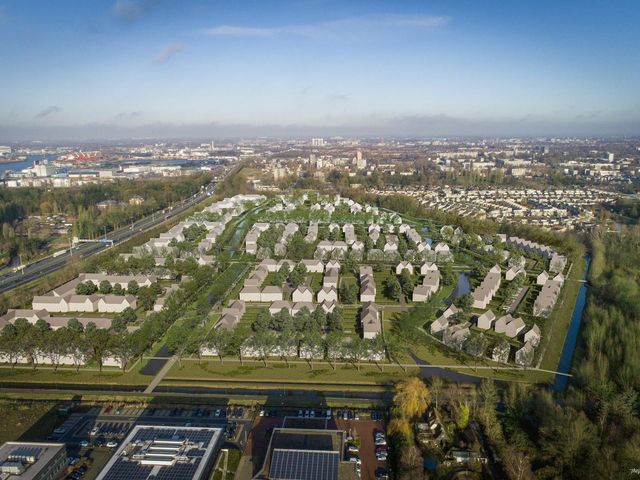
[0,400,61,443]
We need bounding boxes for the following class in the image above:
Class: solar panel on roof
[269,449,339,480]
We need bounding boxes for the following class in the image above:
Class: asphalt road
[0,176,226,294]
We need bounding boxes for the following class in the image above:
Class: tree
[0,323,20,368]
[399,445,423,475]
[207,327,232,363]
[326,307,343,333]
[289,263,307,289]
[384,275,401,301]
[127,280,139,295]
[137,286,156,311]
[251,329,276,367]
[339,282,358,304]
[111,316,127,333]
[324,331,343,370]
[165,323,193,367]
[99,280,113,294]
[84,323,110,372]
[44,328,69,371]
[399,270,414,297]
[464,331,488,371]
[110,332,136,371]
[454,401,470,429]
[430,376,444,410]
[277,316,298,367]
[502,447,535,480]
[76,281,97,295]
[252,308,271,333]
[347,336,366,371]
[455,292,474,313]
[303,325,323,370]
[440,264,457,286]
[384,333,405,371]
[393,377,431,419]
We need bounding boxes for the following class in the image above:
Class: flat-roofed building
[0,441,67,480]
[94,425,224,480]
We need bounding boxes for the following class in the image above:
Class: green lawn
[163,359,417,387]
[0,366,150,386]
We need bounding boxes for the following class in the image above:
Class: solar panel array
[103,459,153,480]
[131,428,214,445]
[100,428,218,480]
[269,449,339,480]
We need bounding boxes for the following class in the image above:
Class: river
[553,255,591,392]
[0,154,57,174]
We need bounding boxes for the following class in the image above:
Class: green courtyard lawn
[340,305,361,334]
[373,270,400,305]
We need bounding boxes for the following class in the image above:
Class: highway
[0,171,228,294]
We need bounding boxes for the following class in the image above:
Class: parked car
[347,444,359,453]
[106,441,118,448]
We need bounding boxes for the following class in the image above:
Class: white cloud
[202,14,450,39]
[153,42,185,64]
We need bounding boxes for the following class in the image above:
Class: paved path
[144,357,176,394]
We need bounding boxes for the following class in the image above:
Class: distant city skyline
[0,0,639,140]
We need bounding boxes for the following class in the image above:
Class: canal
[445,272,471,305]
[553,255,591,392]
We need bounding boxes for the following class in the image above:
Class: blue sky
[0,0,639,140]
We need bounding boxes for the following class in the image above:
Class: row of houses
[533,273,565,317]
[359,266,376,302]
[267,300,336,317]
[430,306,540,366]
[239,264,284,302]
[476,310,541,343]
[215,300,246,330]
[245,222,270,255]
[274,222,300,255]
[52,273,156,297]
[472,266,502,309]
[503,235,567,273]
[32,294,137,314]
[0,308,113,331]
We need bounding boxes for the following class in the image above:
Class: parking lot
[334,411,388,480]
[43,403,252,480]
[238,407,388,480]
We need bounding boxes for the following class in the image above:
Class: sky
[0,0,639,140]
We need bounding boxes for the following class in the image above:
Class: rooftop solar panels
[269,449,339,480]
[94,426,223,480]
